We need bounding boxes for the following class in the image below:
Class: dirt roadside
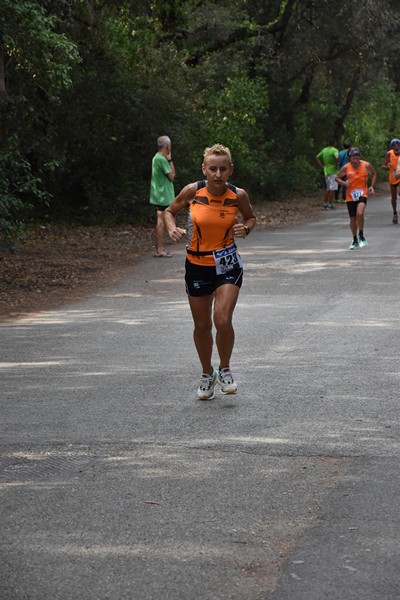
[0,195,325,321]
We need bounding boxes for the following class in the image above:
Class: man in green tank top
[150,135,176,257]
[315,138,339,210]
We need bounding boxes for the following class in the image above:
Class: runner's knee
[194,320,212,337]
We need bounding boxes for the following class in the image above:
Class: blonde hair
[203,144,232,163]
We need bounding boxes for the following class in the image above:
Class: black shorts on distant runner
[185,259,243,297]
[347,197,367,218]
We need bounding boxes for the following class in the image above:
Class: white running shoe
[218,367,238,395]
[197,368,217,400]
[359,236,368,247]
[349,239,359,250]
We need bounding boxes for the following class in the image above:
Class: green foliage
[43,6,198,223]
[0,135,52,251]
[201,75,269,192]
[345,82,398,173]
[1,0,400,241]
[0,0,80,247]
[1,0,80,94]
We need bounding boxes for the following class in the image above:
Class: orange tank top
[186,181,239,266]
[388,149,400,185]
[345,160,369,202]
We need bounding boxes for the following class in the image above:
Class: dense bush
[1,0,399,249]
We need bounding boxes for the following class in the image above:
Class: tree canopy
[1,0,399,247]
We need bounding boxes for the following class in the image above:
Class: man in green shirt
[150,135,176,257]
[315,139,339,209]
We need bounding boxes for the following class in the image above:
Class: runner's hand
[169,227,187,241]
[233,223,248,238]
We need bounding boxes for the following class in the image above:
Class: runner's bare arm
[366,163,377,192]
[165,183,197,241]
[336,166,348,187]
[381,151,390,170]
[234,188,256,238]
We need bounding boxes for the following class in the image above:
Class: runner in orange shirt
[336,147,376,250]
[381,138,400,224]
[165,144,256,400]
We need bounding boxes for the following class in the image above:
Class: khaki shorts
[325,174,338,191]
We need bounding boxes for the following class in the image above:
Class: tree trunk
[333,67,361,142]
[0,44,7,105]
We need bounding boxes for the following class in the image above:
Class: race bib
[213,243,243,275]
[350,189,363,201]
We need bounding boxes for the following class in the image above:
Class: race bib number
[350,189,363,201]
[213,243,243,275]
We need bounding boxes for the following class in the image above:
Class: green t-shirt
[316,146,339,175]
[149,153,175,206]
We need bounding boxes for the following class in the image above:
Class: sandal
[393,213,398,224]
[153,251,174,258]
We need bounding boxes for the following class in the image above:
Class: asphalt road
[1,192,400,600]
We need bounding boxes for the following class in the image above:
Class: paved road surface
[1,193,400,599]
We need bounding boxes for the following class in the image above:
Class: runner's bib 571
[350,189,363,201]
[213,243,243,275]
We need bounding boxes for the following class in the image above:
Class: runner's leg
[156,209,166,254]
[213,284,240,369]
[349,215,358,238]
[188,294,214,374]
[356,201,366,233]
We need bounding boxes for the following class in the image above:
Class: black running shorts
[347,197,367,217]
[185,259,243,297]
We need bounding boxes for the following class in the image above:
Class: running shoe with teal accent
[349,239,359,250]
[359,235,368,248]
[197,368,217,400]
[218,367,238,395]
